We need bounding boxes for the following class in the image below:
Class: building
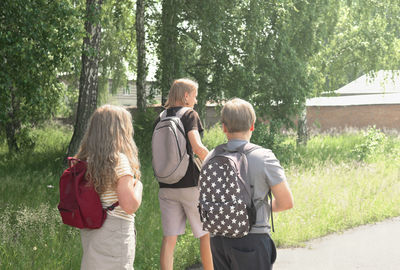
[108,80,161,107]
[306,70,400,131]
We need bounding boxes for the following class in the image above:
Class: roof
[306,93,400,106]
[335,70,400,95]
[307,70,400,106]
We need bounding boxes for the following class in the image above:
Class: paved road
[274,216,400,270]
[187,217,400,270]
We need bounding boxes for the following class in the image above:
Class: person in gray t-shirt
[209,98,294,270]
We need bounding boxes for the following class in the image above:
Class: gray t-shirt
[208,139,286,234]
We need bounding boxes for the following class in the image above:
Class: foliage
[132,108,159,160]
[202,124,227,150]
[155,0,342,126]
[154,0,185,103]
[251,122,296,162]
[154,0,400,139]
[55,0,139,115]
[0,0,82,152]
[209,122,399,169]
[351,126,387,162]
[313,0,400,93]
[98,0,137,102]
[55,83,80,119]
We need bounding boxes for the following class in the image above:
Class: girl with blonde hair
[154,78,213,270]
[77,104,143,270]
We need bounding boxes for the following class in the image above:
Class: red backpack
[58,157,119,229]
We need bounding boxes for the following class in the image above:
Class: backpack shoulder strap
[159,110,167,120]
[159,107,191,125]
[106,201,119,211]
[175,106,192,118]
[226,143,261,205]
[239,142,262,155]
[213,143,228,156]
[67,157,79,166]
[241,143,275,232]
[67,157,87,171]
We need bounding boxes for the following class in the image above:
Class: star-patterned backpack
[198,142,261,238]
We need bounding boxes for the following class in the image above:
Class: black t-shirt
[154,107,204,188]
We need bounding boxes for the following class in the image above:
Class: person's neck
[226,132,251,141]
[173,102,190,108]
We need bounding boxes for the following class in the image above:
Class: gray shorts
[158,187,207,238]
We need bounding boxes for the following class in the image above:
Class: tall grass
[0,124,399,269]
[0,123,82,269]
[273,160,400,247]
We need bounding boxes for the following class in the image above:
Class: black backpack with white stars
[198,142,261,238]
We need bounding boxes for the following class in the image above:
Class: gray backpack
[152,107,191,184]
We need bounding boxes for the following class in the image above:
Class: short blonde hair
[221,98,256,133]
[164,78,198,108]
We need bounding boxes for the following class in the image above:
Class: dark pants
[210,233,277,270]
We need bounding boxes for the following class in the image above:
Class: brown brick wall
[307,104,400,131]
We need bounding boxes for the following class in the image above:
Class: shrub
[132,109,158,160]
[252,122,297,164]
[351,126,387,162]
[202,124,227,150]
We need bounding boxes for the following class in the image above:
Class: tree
[184,1,337,127]
[180,0,239,118]
[314,0,400,93]
[67,0,103,157]
[156,0,184,104]
[154,1,337,127]
[136,0,147,111]
[97,0,137,103]
[0,0,80,153]
[154,0,399,133]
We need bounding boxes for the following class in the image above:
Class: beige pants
[80,215,136,270]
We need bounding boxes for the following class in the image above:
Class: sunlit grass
[273,160,400,247]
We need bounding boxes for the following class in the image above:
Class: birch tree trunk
[5,87,21,153]
[67,0,102,157]
[136,0,147,112]
[158,0,182,104]
[297,106,308,146]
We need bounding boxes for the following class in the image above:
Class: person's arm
[270,180,294,212]
[188,130,209,161]
[116,176,143,215]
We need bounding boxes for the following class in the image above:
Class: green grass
[273,160,400,247]
[0,124,399,269]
